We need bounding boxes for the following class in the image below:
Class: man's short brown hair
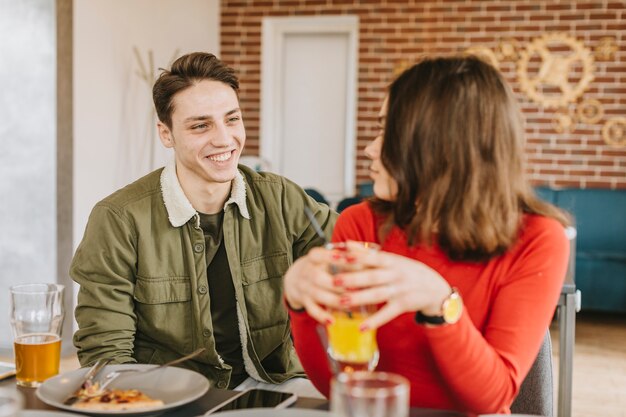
[152,52,239,128]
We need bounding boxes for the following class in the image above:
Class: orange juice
[14,333,61,387]
[327,312,378,372]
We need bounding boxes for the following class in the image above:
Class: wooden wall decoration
[602,118,626,147]
[577,99,604,125]
[594,37,618,62]
[464,32,623,148]
[517,33,594,109]
[552,107,577,134]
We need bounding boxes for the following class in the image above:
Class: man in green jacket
[71,52,336,392]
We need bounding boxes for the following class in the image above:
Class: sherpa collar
[160,159,251,227]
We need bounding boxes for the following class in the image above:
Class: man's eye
[227,116,240,123]
[192,124,208,130]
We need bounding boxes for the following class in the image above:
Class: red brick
[575,23,603,30]
[554,180,585,188]
[576,2,603,10]
[547,4,573,11]
[559,13,586,21]
[586,181,615,188]
[589,13,618,20]
[457,5,481,13]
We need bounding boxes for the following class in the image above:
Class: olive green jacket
[71,161,335,388]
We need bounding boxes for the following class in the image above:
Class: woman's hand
[283,247,343,324]
[335,246,452,330]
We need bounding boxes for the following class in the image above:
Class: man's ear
[158,122,174,148]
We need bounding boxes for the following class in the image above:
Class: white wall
[74,0,220,248]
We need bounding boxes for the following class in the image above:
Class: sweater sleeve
[331,202,377,243]
[423,217,569,413]
[289,309,334,397]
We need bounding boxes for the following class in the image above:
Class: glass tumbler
[325,242,380,372]
[331,371,410,417]
[9,283,64,387]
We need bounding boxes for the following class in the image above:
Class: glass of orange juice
[9,283,64,387]
[325,242,380,373]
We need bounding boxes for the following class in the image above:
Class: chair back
[337,196,363,213]
[511,331,554,416]
[304,188,329,206]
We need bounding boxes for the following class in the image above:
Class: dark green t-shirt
[198,211,247,388]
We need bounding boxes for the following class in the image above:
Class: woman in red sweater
[284,56,570,414]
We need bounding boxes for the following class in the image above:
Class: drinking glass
[9,283,64,387]
[325,242,380,373]
[331,371,410,417]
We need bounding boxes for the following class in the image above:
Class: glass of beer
[325,242,380,373]
[9,283,64,387]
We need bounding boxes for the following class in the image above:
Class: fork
[96,348,206,392]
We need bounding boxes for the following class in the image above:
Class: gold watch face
[442,290,463,324]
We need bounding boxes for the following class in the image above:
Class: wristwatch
[415,287,463,326]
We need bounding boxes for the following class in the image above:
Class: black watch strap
[414,311,446,325]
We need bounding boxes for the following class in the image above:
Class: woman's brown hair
[372,55,569,261]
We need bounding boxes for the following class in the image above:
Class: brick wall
[221,0,626,190]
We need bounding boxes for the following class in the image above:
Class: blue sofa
[350,184,626,313]
[535,187,626,314]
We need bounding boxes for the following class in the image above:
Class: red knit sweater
[289,202,568,414]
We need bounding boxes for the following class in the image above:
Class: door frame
[260,15,359,197]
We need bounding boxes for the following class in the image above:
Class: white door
[261,16,358,206]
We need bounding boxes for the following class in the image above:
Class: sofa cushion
[555,189,626,253]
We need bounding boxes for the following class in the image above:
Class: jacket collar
[160,159,251,227]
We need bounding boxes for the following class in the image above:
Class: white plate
[36,364,209,416]
[20,411,87,417]
[210,410,329,417]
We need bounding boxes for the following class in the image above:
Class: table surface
[0,376,465,417]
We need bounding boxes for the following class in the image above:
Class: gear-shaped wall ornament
[517,33,595,109]
[464,46,500,70]
[602,117,626,147]
[595,37,617,61]
[497,38,520,61]
[577,99,604,125]
[552,107,577,133]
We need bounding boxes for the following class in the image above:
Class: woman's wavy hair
[371,55,569,261]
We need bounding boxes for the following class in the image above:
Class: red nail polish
[325,318,334,325]
[346,255,357,263]
[359,324,369,332]
[332,252,342,260]
[333,277,343,287]
[340,296,350,306]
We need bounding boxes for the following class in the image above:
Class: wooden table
[0,377,465,417]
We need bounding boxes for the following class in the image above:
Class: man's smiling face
[159,79,245,188]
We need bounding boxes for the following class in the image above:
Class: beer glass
[9,283,64,387]
[325,242,380,373]
[331,371,410,417]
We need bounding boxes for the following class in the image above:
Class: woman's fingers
[303,299,334,325]
[334,267,396,290]
[348,244,395,269]
[359,302,403,330]
[340,281,397,306]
